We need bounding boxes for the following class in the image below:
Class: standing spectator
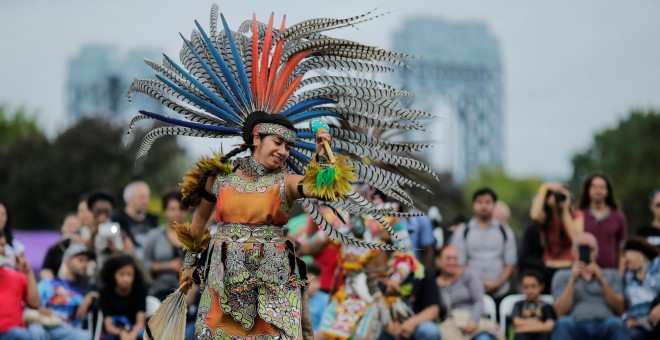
[402,208,436,269]
[40,213,81,280]
[113,181,158,253]
[99,254,147,340]
[512,270,556,340]
[37,243,98,339]
[0,230,40,340]
[143,190,185,301]
[637,189,660,248]
[530,182,584,291]
[436,244,504,340]
[452,188,517,305]
[622,237,660,339]
[578,173,627,270]
[77,196,95,245]
[551,232,628,339]
[493,201,511,226]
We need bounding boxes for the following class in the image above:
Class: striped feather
[136,126,226,160]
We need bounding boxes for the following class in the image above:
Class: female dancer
[127,4,434,339]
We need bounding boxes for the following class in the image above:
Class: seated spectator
[113,181,158,255]
[40,213,81,280]
[622,237,660,339]
[37,243,98,339]
[512,270,556,340]
[552,232,628,339]
[100,254,147,340]
[637,189,660,248]
[436,244,504,340]
[88,191,135,266]
[379,251,441,340]
[0,230,40,340]
[0,202,22,257]
[307,263,329,332]
[451,188,517,306]
[143,190,185,301]
[530,182,584,292]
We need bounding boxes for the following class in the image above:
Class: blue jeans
[551,317,630,340]
[28,324,90,340]
[0,327,32,340]
[378,321,441,340]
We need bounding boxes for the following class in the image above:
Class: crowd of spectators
[1,173,659,340]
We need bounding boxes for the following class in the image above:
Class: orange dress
[195,170,309,339]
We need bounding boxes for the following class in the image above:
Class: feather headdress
[127,4,434,251]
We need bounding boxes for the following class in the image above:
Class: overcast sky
[2,0,659,179]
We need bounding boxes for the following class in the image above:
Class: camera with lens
[552,191,567,203]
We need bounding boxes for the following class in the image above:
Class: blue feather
[179,35,244,118]
[282,98,335,117]
[139,110,241,134]
[294,140,338,153]
[290,149,311,163]
[293,141,316,151]
[156,74,241,125]
[296,131,314,139]
[193,20,249,111]
[286,159,303,175]
[289,110,341,124]
[220,14,254,105]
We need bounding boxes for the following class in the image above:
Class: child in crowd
[512,270,556,340]
[99,254,147,340]
[307,263,330,332]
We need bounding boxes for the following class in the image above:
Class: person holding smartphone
[551,232,629,339]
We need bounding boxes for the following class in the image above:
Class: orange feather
[273,75,304,113]
[269,50,312,107]
[265,15,286,112]
[258,13,274,109]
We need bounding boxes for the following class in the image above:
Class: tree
[463,167,543,233]
[0,104,41,144]
[0,115,188,230]
[569,109,660,231]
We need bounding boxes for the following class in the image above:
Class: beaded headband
[253,123,296,143]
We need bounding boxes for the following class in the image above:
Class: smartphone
[98,222,121,238]
[578,244,591,264]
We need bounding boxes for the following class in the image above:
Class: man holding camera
[551,232,629,339]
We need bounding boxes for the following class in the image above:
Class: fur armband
[180,152,233,209]
[174,222,211,253]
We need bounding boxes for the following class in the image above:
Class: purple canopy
[12,230,61,272]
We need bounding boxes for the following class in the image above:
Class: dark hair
[624,237,658,260]
[578,173,618,209]
[0,229,5,240]
[0,202,13,246]
[241,111,296,147]
[472,187,498,203]
[307,263,322,277]
[161,188,183,211]
[100,254,145,293]
[520,269,545,285]
[87,191,116,211]
[650,189,660,204]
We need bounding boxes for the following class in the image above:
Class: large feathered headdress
[126,4,435,250]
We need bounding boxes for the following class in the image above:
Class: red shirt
[582,208,627,269]
[0,267,28,332]
[541,211,582,262]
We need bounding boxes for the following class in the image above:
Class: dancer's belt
[214,223,285,243]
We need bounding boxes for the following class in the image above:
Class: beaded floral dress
[195,158,310,339]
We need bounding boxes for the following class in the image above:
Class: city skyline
[2,0,660,179]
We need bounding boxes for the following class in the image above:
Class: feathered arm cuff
[302,153,356,201]
[180,152,233,209]
[174,221,211,253]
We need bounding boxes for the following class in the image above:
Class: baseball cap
[63,243,93,261]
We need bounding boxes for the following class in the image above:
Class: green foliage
[0,116,189,230]
[0,104,41,144]
[570,109,660,231]
[464,167,543,233]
